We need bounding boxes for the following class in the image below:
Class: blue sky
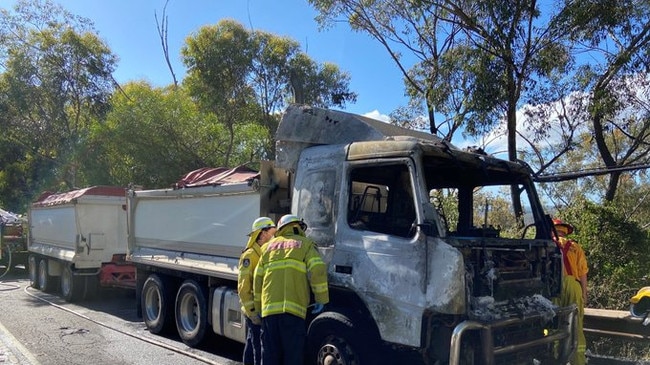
[42,0,410,119]
[3,0,508,150]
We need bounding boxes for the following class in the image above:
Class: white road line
[0,319,42,365]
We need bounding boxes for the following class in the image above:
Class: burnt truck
[27,186,135,301]
[128,105,576,364]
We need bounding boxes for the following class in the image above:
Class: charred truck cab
[281,106,576,364]
[128,105,575,365]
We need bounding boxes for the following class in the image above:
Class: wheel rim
[178,291,199,336]
[317,336,358,365]
[38,260,48,290]
[144,285,161,322]
[320,344,343,365]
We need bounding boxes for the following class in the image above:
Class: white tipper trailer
[28,186,135,301]
[128,105,577,365]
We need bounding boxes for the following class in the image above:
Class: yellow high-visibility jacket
[253,226,329,319]
[557,236,588,279]
[238,236,262,319]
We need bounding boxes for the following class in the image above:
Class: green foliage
[290,55,357,108]
[560,201,650,310]
[250,30,299,124]
[0,135,30,212]
[0,0,116,208]
[86,82,273,188]
[181,19,355,166]
[182,20,255,114]
[589,338,650,362]
[0,6,357,205]
[309,0,572,147]
[562,200,650,360]
[554,1,650,201]
[430,188,459,233]
[431,186,529,239]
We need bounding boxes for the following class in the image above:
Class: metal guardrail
[584,309,650,365]
[584,308,650,340]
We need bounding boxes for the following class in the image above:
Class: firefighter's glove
[249,313,261,326]
[311,303,325,314]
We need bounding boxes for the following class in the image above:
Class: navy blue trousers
[243,317,262,365]
[261,313,306,365]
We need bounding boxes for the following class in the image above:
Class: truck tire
[175,280,208,347]
[38,258,55,292]
[61,265,83,302]
[84,275,100,300]
[142,274,172,334]
[306,311,380,365]
[28,255,39,289]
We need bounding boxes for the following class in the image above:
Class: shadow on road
[1,266,244,362]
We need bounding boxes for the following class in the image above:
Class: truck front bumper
[449,304,577,365]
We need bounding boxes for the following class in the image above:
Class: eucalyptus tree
[0,85,30,212]
[181,20,257,167]
[86,81,271,188]
[251,31,356,132]
[554,0,650,201]
[0,0,116,203]
[308,0,570,221]
[181,19,356,165]
[309,1,570,143]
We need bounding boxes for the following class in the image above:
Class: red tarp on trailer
[174,165,260,189]
[32,186,126,207]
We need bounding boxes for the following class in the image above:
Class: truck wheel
[61,265,83,302]
[28,255,39,289]
[175,280,208,347]
[142,274,172,334]
[307,311,379,365]
[83,275,99,300]
[38,258,55,292]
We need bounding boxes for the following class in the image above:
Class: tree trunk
[506,67,524,227]
[591,88,618,202]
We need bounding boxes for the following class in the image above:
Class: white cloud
[363,109,391,122]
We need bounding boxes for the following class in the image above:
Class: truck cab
[280,106,576,364]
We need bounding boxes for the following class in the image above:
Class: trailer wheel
[307,311,379,365]
[61,265,83,302]
[175,280,208,347]
[142,274,172,334]
[28,255,39,289]
[38,258,55,292]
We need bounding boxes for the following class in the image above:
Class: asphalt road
[0,268,244,365]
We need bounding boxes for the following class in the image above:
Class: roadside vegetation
[1,0,650,359]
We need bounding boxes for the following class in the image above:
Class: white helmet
[277,214,306,231]
[248,217,275,236]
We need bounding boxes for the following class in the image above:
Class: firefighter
[553,218,588,365]
[253,214,329,365]
[238,217,276,365]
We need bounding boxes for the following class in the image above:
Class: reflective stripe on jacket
[253,227,329,319]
